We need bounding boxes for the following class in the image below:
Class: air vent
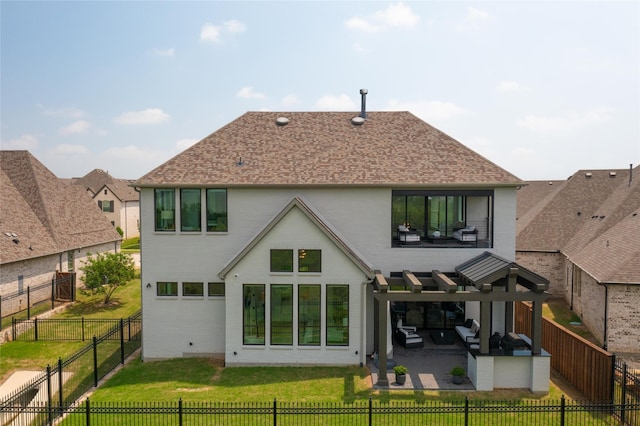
[585,172,592,178]
[275,117,289,126]
[609,171,617,177]
[351,116,365,126]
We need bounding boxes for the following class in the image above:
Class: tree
[80,251,135,304]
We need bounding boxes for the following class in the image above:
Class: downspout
[133,186,143,359]
[603,283,608,350]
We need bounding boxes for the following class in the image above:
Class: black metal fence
[614,358,640,425]
[2,397,639,425]
[0,272,75,330]
[0,313,141,425]
[11,314,140,341]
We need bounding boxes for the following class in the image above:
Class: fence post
[35,317,38,341]
[93,336,98,387]
[58,358,64,415]
[560,395,565,426]
[464,396,469,426]
[51,276,55,310]
[621,362,627,425]
[86,398,90,426]
[47,364,53,425]
[273,398,277,426]
[178,398,183,426]
[0,294,3,328]
[12,317,16,341]
[82,317,85,341]
[369,397,372,426]
[120,318,125,364]
[27,286,31,319]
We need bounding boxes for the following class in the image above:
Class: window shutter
[110,201,114,212]
[98,200,102,209]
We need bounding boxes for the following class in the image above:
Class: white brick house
[134,106,549,390]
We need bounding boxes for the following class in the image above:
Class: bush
[393,365,408,375]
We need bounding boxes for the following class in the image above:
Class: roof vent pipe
[630,163,633,187]
[359,89,368,119]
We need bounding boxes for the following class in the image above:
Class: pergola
[372,251,549,386]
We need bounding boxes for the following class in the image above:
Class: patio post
[531,300,543,355]
[480,300,491,354]
[376,298,389,386]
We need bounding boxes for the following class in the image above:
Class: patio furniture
[398,225,421,244]
[395,326,424,349]
[452,226,478,246]
[455,319,480,346]
[429,330,456,345]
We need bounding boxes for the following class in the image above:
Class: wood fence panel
[515,301,613,402]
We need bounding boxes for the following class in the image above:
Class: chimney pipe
[359,89,368,119]
[630,163,633,187]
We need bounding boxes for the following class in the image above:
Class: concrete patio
[368,330,475,391]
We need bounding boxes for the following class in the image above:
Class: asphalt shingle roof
[134,111,522,187]
[1,151,122,264]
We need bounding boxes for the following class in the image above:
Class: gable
[219,197,373,280]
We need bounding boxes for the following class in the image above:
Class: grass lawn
[542,297,599,344]
[120,237,140,252]
[56,275,141,319]
[88,356,572,405]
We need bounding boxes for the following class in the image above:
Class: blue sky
[2,1,639,180]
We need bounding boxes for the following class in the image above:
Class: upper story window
[271,249,293,272]
[155,189,175,231]
[181,189,201,232]
[298,249,321,272]
[392,190,493,248]
[98,200,114,212]
[206,189,227,232]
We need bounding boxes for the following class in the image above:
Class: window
[67,250,74,272]
[298,285,320,346]
[392,190,493,247]
[157,282,178,296]
[99,200,114,212]
[206,189,227,232]
[271,284,293,345]
[208,282,225,296]
[155,189,176,231]
[183,282,204,296]
[104,189,107,195]
[298,249,321,272]
[181,189,201,232]
[326,285,349,346]
[270,249,293,272]
[243,284,265,345]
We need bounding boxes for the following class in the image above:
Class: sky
[1,1,639,181]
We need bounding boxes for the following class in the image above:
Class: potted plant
[450,366,466,384]
[393,365,408,385]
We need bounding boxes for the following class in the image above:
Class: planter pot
[452,375,464,385]
[395,373,406,385]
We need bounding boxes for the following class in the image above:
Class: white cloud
[345,2,420,33]
[200,20,246,43]
[516,107,614,133]
[1,134,38,150]
[315,94,357,111]
[281,94,299,106]
[38,105,86,119]
[59,120,91,135]
[176,138,199,151]
[386,99,468,121]
[456,7,490,31]
[153,47,175,57]
[114,108,170,125]
[49,144,90,155]
[496,81,531,93]
[236,86,266,100]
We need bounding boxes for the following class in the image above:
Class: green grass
[57,275,141,319]
[120,237,140,252]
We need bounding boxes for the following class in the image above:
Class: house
[134,99,550,391]
[516,166,640,353]
[70,169,140,239]
[0,151,122,316]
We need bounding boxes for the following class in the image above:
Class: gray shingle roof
[517,167,640,284]
[134,111,522,187]
[73,169,138,201]
[1,151,122,264]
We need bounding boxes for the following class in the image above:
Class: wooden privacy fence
[515,301,614,402]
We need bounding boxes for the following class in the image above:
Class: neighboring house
[516,167,640,352]
[71,169,140,239]
[134,104,550,391]
[0,151,122,313]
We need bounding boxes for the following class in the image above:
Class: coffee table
[429,330,456,345]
